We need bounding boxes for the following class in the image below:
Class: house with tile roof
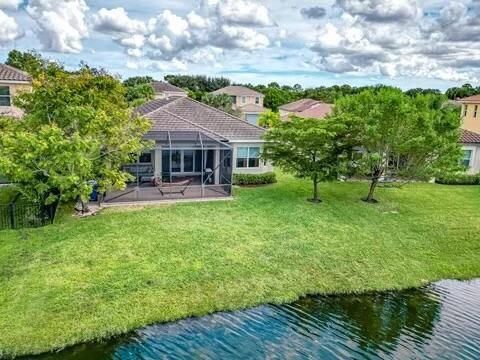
[460,129,480,174]
[152,81,188,99]
[0,64,32,118]
[279,99,333,121]
[459,95,480,134]
[102,96,272,204]
[457,95,480,174]
[211,85,267,125]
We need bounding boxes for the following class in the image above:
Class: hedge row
[233,172,277,186]
[435,173,480,185]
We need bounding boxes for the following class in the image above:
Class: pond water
[33,279,480,360]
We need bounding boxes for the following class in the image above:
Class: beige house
[459,95,480,134]
[152,81,188,99]
[101,89,272,204]
[279,99,333,121]
[461,129,480,174]
[458,95,480,174]
[212,86,267,125]
[0,64,32,118]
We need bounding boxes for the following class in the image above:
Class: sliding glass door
[183,150,194,172]
[162,150,200,174]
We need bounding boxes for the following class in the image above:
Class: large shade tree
[0,64,151,209]
[262,117,345,203]
[123,76,155,106]
[332,89,462,203]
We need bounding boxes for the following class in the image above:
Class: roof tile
[280,99,320,112]
[461,129,480,143]
[136,97,266,141]
[134,97,181,116]
[0,64,32,82]
[152,81,187,94]
[212,86,263,97]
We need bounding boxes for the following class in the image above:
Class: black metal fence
[0,201,57,230]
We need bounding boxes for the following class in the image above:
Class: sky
[0,0,479,90]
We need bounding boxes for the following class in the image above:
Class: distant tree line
[162,75,478,112]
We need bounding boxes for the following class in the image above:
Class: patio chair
[152,177,194,196]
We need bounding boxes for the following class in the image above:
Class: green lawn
[1,174,480,357]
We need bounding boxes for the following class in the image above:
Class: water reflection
[32,279,480,360]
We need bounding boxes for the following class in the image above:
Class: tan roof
[212,86,263,97]
[294,103,334,119]
[238,103,267,113]
[134,97,180,116]
[0,64,31,82]
[152,81,187,94]
[281,99,334,120]
[458,95,480,103]
[136,96,266,141]
[461,129,480,143]
[280,99,320,112]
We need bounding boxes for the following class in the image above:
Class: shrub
[436,173,480,185]
[233,172,277,186]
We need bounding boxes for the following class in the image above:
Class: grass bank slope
[1,175,479,357]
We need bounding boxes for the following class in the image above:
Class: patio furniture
[153,177,194,196]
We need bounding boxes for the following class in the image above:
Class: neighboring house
[457,95,480,174]
[102,93,272,204]
[461,129,480,174]
[279,99,333,121]
[152,81,188,99]
[0,64,32,118]
[459,95,480,134]
[212,86,266,125]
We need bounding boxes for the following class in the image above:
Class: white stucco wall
[462,144,480,174]
[231,141,273,174]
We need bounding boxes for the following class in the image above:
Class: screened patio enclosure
[102,131,233,204]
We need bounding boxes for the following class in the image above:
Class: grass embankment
[1,174,480,357]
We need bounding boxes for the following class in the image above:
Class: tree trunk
[363,169,382,203]
[75,196,89,214]
[308,174,322,203]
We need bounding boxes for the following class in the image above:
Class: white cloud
[189,46,224,66]
[95,2,274,63]
[218,25,270,50]
[126,60,139,69]
[117,34,145,49]
[0,0,22,10]
[0,9,24,45]
[308,0,480,82]
[92,7,147,34]
[216,0,273,26]
[152,58,188,71]
[127,48,143,58]
[26,0,89,53]
[336,0,419,23]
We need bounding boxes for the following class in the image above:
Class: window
[171,150,182,172]
[463,150,473,168]
[463,105,468,117]
[0,86,11,107]
[255,97,260,104]
[237,147,260,168]
[242,96,246,104]
[162,150,199,173]
[183,150,194,172]
[231,96,237,104]
[475,105,478,118]
[139,152,152,164]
